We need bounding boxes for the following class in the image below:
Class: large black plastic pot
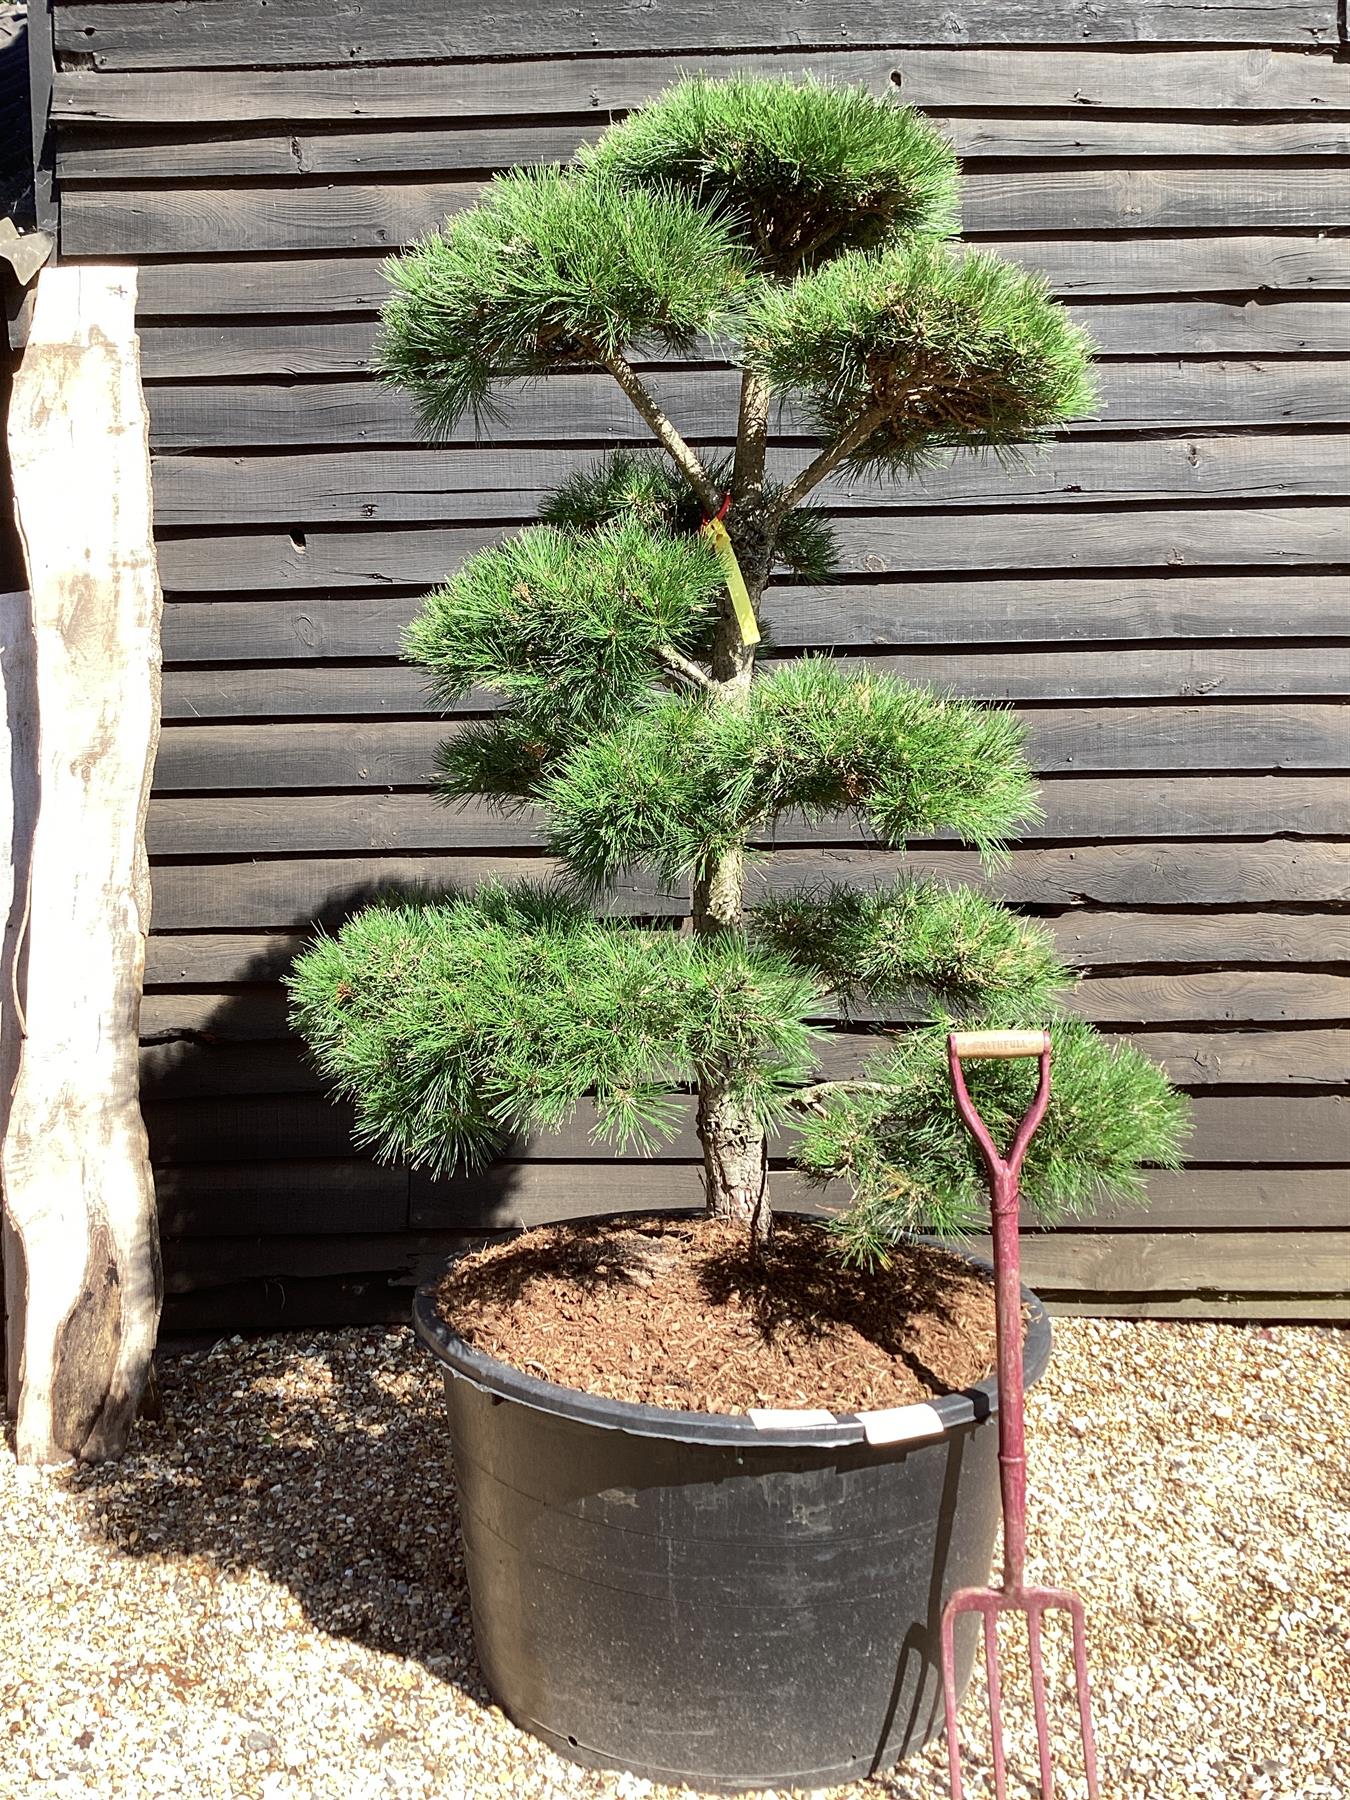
[413,1226,1051,1792]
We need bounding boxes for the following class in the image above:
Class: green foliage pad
[794,1017,1190,1258]
[406,517,723,738]
[289,887,820,1174]
[377,169,750,436]
[585,74,959,273]
[746,240,1099,472]
[543,659,1040,892]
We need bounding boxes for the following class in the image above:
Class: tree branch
[656,643,716,693]
[731,370,771,508]
[788,1079,903,1111]
[597,347,719,513]
[768,403,891,524]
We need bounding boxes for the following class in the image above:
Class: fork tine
[983,1608,1008,1800]
[940,1606,967,1800]
[1025,1603,1056,1800]
[1066,1595,1101,1800]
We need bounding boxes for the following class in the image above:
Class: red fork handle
[947,1030,1052,1195]
[948,1029,1052,1596]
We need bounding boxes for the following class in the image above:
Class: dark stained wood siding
[45,2,1350,1326]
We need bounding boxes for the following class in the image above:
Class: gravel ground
[1,1319,1345,1800]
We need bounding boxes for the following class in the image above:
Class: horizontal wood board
[51,12,1350,1322]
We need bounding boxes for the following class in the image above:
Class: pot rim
[413,1215,1052,1451]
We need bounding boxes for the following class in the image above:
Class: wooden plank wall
[44,3,1350,1327]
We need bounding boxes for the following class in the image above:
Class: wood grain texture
[130,236,1350,318]
[55,0,1337,72]
[167,1289,1350,1325]
[154,1219,1350,1295]
[148,1159,1350,1244]
[2,267,164,1463]
[61,180,480,259]
[140,911,1350,988]
[136,302,1350,380]
[818,1025,1350,1087]
[52,50,909,124]
[148,706,1350,796]
[0,593,40,1416]
[136,1022,1350,1101]
[142,1090,1349,1174]
[57,118,1350,183]
[168,1266,1347,1328]
[52,49,1350,125]
[153,507,1350,594]
[159,649,1350,716]
[149,433,1350,528]
[144,843,1350,932]
[1045,1297,1350,1319]
[1002,1229,1350,1296]
[143,777,1350,858]
[134,967,1350,1044]
[144,363,1350,452]
[154,1158,411,1238]
[159,581,1350,664]
[1047,908,1350,968]
[1065,969,1350,1024]
[59,168,1350,258]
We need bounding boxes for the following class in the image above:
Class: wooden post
[2,265,163,1463]
[0,587,38,1419]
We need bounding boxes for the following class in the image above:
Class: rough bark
[0,590,38,1417]
[691,535,773,1245]
[697,1078,771,1244]
[2,265,164,1464]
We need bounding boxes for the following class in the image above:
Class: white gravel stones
[1,1319,1345,1799]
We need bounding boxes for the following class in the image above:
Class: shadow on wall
[141,878,548,1334]
[139,873,848,1331]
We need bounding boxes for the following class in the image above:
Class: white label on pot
[861,1403,946,1446]
[747,1407,836,1430]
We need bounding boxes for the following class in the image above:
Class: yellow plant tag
[701,515,760,648]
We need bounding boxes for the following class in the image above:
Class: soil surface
[433,1215,1000,1414]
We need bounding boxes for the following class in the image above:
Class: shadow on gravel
[69,1327,490,1701]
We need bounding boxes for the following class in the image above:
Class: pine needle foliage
[795,1016,1190,1261]
[753,878,1069,1017]
[540,449,839,585]
[542,659,1040,894]
[405,517,723,737]
[287,885,820,1175]
[432,716,554,807]
[377,169,751,435]
[289,73,1188,1265]
[746,240,1098,472]
[584,74,959,273]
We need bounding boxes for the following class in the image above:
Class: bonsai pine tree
[290,76,1187,1259]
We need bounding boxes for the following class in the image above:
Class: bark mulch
[435,1215,999,1414]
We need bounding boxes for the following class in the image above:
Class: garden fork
[940,1029,1100,1800]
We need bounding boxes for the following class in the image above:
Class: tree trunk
[698,1079,770,1243]
[2,266,164,1464]
[692,539,772,1244]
